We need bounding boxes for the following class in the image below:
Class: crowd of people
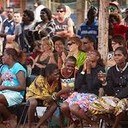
[0,0,127,128]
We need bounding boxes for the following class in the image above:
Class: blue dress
[0,62,27,106]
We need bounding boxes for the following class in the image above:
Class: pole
[98,0,109,61]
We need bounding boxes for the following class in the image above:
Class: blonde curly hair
[40,36,54,51]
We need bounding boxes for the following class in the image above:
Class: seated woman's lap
[0,91,23,107]
[89,96,128,116]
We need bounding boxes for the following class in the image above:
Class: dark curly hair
[41,8,52,21]
[43,63,59,77]
[23,10,34,22]
[5,48,18,61]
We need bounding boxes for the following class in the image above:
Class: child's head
[64,56,76,73]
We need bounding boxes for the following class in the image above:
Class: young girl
[59,56,77,100]
[60,50,105,128]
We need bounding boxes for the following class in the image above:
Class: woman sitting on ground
[89,47,128,128]
[0,48,27,128]
[60,50,105,128]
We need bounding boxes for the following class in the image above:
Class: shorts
[0,90,23,107]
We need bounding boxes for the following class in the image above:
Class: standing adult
[13,11,21,25]
[77,6,98,49]
[7,10,35,53]
[0,7,15,49]
[34,8,55,38]
[54,4,74,38]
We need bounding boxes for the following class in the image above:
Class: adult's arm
[55,18,74,37]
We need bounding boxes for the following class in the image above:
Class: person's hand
[6,35,15,43]
[83,57,92,72]
[0,86,6,91]
[31,59,36,69]
[49,52,54,57]
[44,96,54,106]
[61,52,66,62]
[98,71,106,84]
[86,58,92,70]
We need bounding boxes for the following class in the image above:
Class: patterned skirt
[64,92,97,112]
[89,96,128,116]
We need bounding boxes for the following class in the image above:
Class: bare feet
[3,114,17,128]
[68,120,80,128]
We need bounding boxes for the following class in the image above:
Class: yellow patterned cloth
[26,75,58,100]
[89,96,128,116]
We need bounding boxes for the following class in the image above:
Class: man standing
[54,4,74,38]
[77,6,98,49]
[0,7,15,49]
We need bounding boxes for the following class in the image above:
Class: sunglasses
[57,10,64,13]
[67,42,75,46]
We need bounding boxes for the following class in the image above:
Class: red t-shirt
[112,23,128,39]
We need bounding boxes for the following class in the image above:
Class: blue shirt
[77,19,98,41]
[0,62,27,96]
[2,19,15,35]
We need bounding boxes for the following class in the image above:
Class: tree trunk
[98,0,109,61]
[76,0,85,29]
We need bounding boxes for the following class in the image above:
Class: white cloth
[34,5,45,22]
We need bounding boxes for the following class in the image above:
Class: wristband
[81,71,85,75]
[51,92,57,100]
